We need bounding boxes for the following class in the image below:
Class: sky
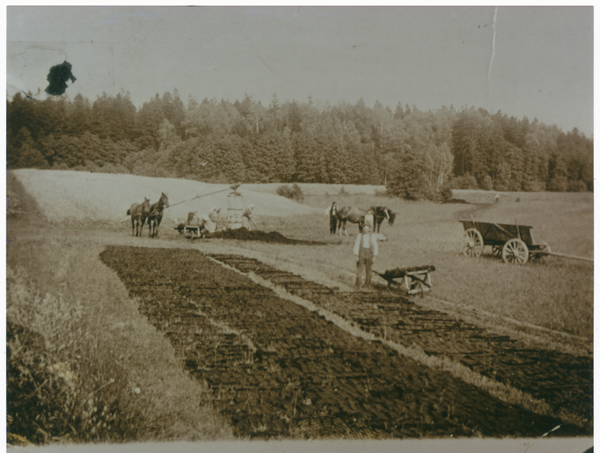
[6,6,594,137]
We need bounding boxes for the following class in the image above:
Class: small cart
[459,218,550,264]
[181,212,207,239]
[374,265,435,296]
[183,225,204,239]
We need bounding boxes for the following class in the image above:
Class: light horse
[336,206,368,236]
[147,192,169,238]
[371,206,396,233]
[127,197,150,237]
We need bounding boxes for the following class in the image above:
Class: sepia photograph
[5,6,593,452]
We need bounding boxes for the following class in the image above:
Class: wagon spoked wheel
[463,229,484,258]
[530,241,551,264]
[492,245,503,256]
[502,239,529,264]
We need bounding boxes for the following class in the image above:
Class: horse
[336,206,368,237]
[127,197,150,237]
[147,192,169,238]
[371,206,396,233]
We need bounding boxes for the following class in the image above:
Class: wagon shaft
[541,251,593,263]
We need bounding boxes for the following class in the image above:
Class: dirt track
[100,246,588,439]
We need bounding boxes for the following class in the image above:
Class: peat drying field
[100,246,592,439]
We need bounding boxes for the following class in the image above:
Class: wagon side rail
[459,219,536,246]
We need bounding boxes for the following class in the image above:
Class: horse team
[127,192,169,238]
[334,205,396,236]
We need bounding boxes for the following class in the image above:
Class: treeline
[7,90,593,199]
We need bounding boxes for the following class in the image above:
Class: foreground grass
[242,191,593,339]
[6,230,234,444]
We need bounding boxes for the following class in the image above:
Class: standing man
[203,214,217,234]
[326,201,338,234]
[209,207,221,227]
[243,204,257,230]
[353,224,378,289]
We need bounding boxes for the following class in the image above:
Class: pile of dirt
[442,198,469,204]
[210,227,326,245]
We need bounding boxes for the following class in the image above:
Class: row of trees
[7,89,593,199]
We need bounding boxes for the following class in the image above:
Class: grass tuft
[6,234,233,444]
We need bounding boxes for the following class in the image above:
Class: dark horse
[147,192,169,238]
[127,197,150,237]
[337,206,396,236]
[371,206,396,233]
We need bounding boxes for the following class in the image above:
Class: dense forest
[7,90,593,199]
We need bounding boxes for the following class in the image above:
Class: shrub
[374,187,390,197]
[453,174,479,190]
[567,180,588,193]
[548,177,568,192]
[51,162,70,170]
[386,165,429,200]
[481,175,494,191]
[276,183,304,203]
[494,179,510,192]
[523,180,546,192]
[440,184,453,201]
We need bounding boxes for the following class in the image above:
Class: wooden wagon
[459,218,551,265]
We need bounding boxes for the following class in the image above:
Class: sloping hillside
[244,183,385,196]
[11,170,323,224]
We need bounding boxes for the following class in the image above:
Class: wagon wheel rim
[463,229,484,258]
[502,239,529,264]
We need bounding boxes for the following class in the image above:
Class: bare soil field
[208,254,592,429]
[99,246,585,438]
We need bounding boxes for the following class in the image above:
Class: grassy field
[10,170,593,339]
[10,169,322,225]
[6,171,593,444]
